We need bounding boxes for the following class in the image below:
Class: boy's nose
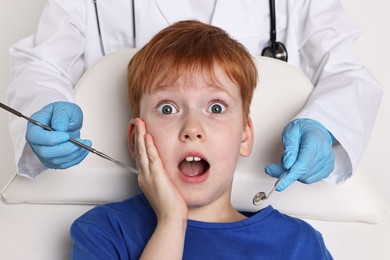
[179,117,205,142]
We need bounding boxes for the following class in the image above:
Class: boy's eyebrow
[150,84,172,93]
[151,83,233,97]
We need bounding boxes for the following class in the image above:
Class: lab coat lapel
[96,0,134,53]
[211,0,257,36]
[153,0,192,24]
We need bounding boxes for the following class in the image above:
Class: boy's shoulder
[248,206,325,240]
[72,193,154,229]
[183,206,332,259]
[259,206,332,258]
[70,194,156,258]
[236,207,333,259]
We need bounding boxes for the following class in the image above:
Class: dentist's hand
[26,101,91,169]
[132,118,188,221]
[265,118,335,191]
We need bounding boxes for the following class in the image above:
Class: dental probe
[252,171,288,205]
[0,102,139,175]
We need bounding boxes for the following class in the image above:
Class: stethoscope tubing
[93,0,106,56]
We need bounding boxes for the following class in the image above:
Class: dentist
[6,0,383,191]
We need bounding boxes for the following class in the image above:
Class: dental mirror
[253,171,288,205]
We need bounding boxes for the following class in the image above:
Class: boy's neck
[188,202,247,223]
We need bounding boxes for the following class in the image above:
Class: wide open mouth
[178,156,210,177]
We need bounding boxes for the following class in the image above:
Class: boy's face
[134,65,253,209]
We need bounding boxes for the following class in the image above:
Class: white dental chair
[0,49,389,260]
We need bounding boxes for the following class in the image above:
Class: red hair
[127,20,258,121]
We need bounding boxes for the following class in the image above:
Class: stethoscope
[261,0,288,62]
[93,0,288,62]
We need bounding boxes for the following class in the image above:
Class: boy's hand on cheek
[133,119,188,223]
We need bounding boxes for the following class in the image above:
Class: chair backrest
[2,49,388,224]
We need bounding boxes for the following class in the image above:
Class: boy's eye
[158,103,178,114]
[207,102,226,114]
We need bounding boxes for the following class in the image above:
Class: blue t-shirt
[71,193,332,259]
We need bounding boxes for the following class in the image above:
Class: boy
[71,20,332,259]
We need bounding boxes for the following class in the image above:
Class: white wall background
[0,0,389,206]
[0,0,47,187]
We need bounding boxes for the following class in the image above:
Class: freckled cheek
[210,128,242,153]
[144,122,177,164]
[212,124,243,142]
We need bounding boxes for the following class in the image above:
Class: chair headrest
[3,49,388,224]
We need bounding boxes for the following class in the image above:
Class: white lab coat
[7,0,383,181]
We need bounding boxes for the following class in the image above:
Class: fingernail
[275,184,284,192]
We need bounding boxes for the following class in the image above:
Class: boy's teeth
[186,156,201,162]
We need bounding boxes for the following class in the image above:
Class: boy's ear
[240,116,254,157]
[128,121,136,159]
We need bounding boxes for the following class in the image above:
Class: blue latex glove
[265,118,336,191]
[26,101,92,169]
